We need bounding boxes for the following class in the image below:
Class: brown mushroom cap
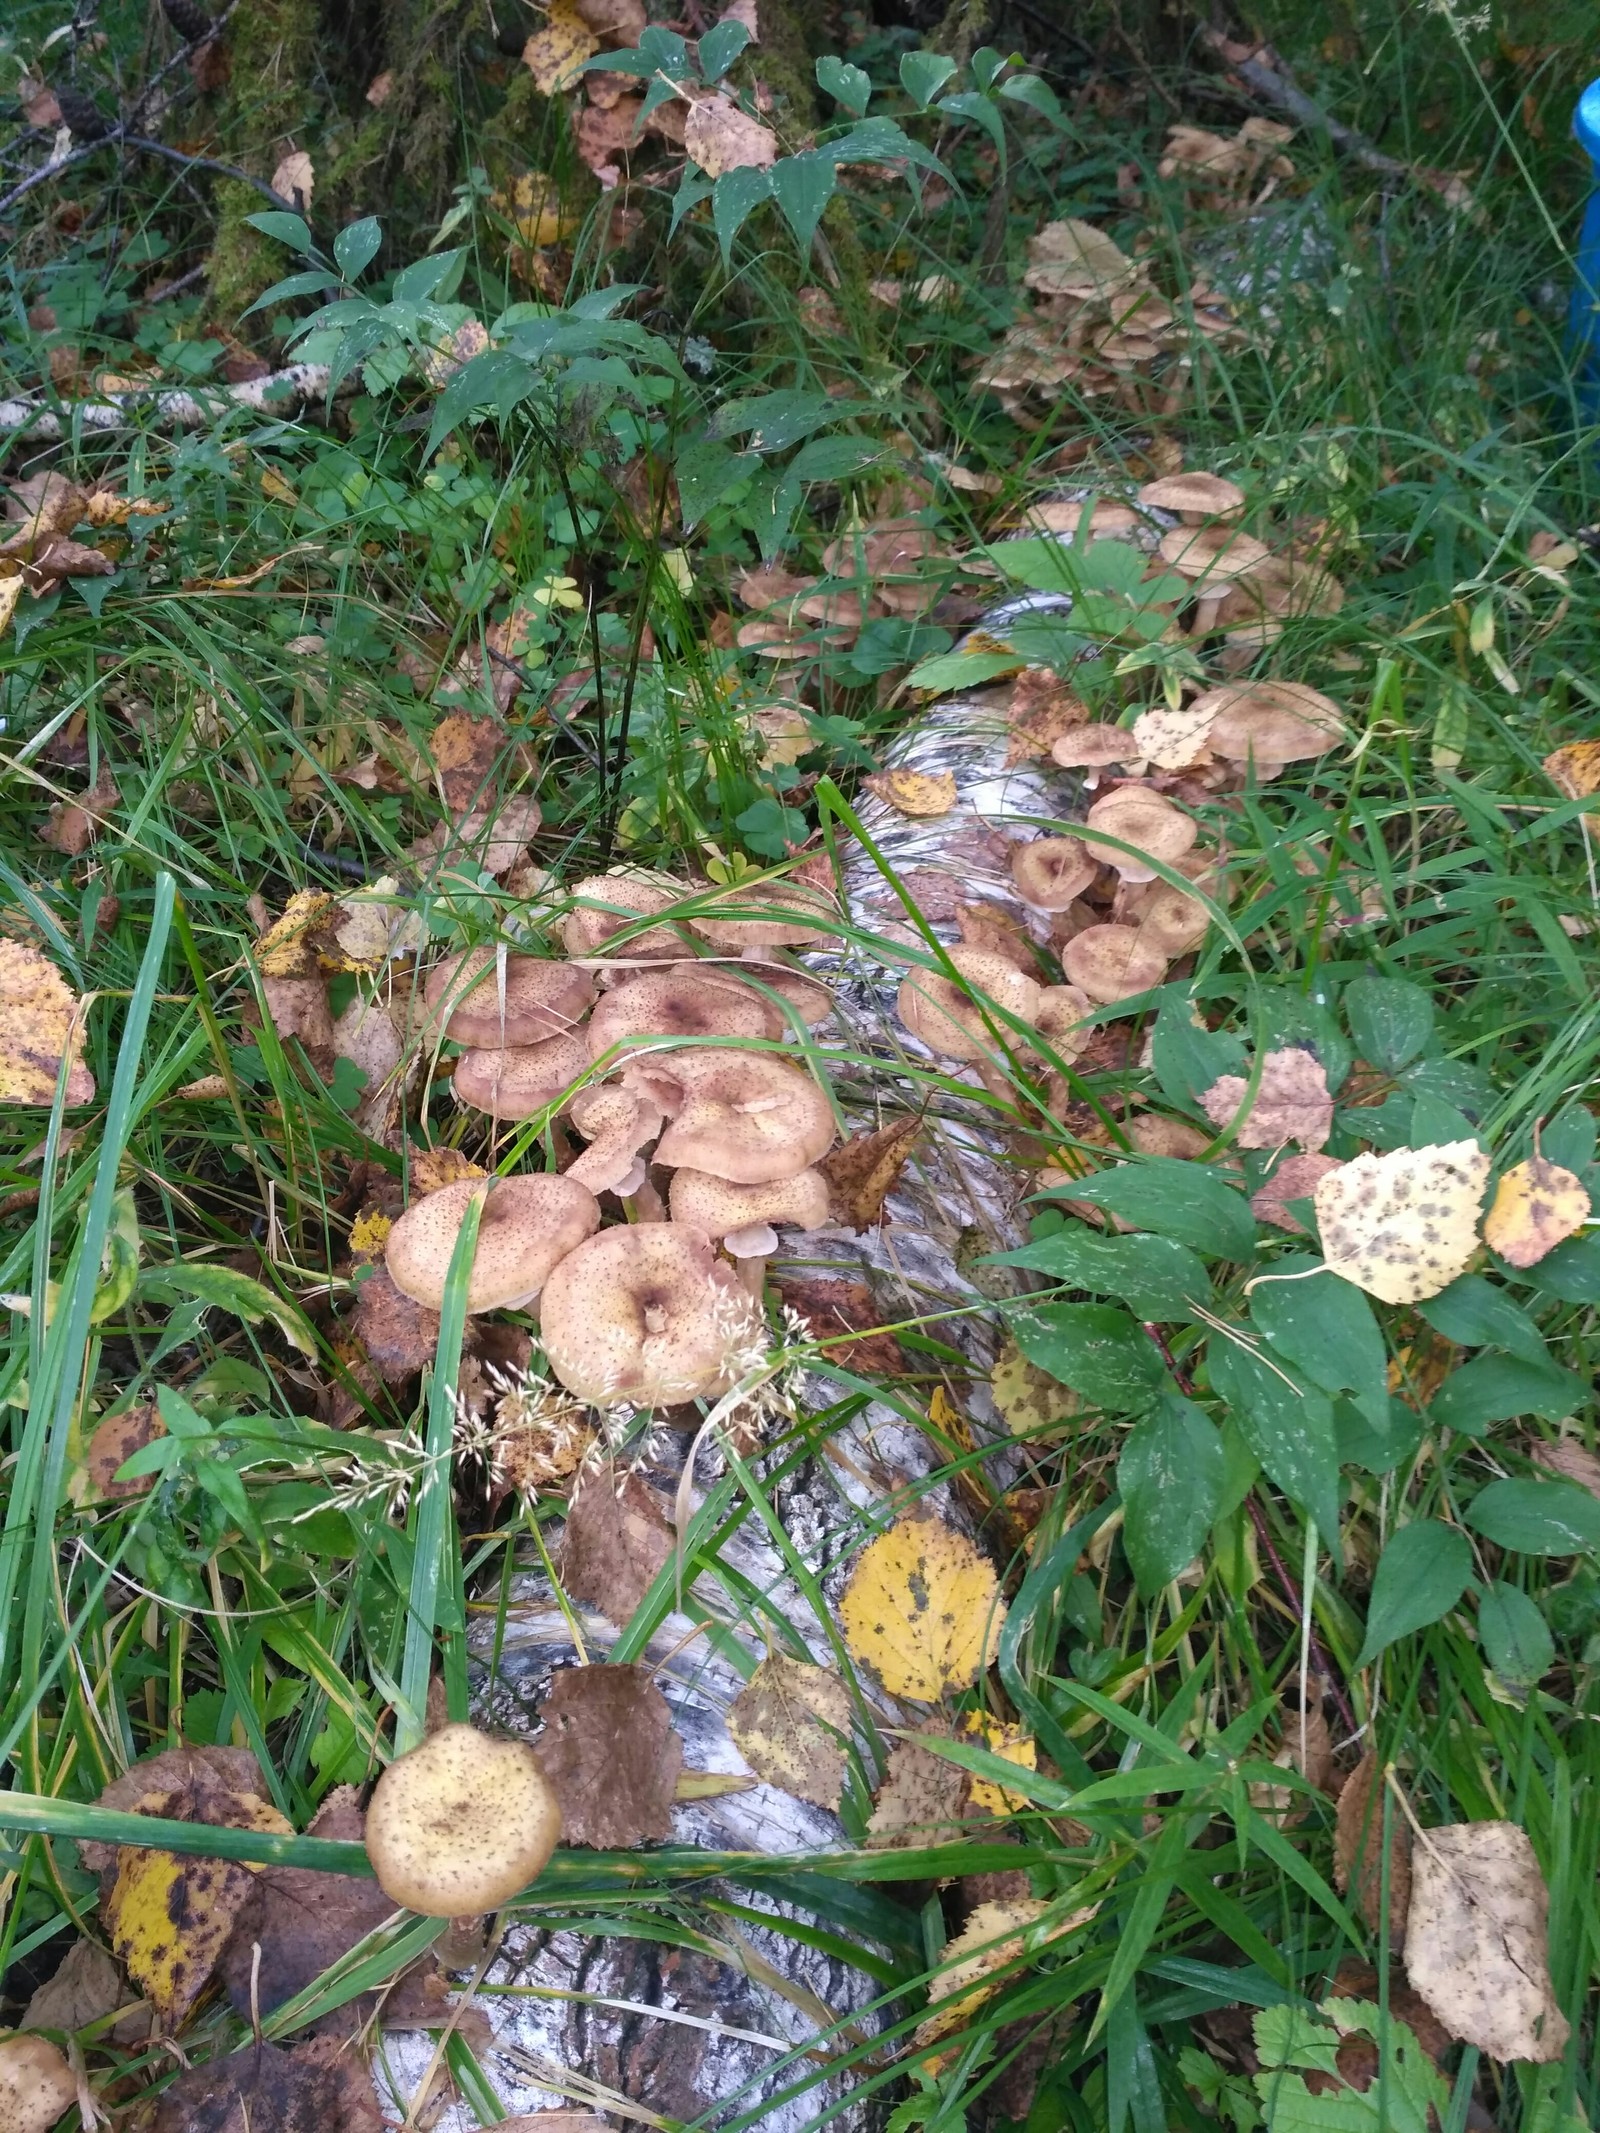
[896,944,1044,1063]
[1123,873,1213,956]
[1022,498,1143,539]
[719,955,835,1027]
[561,870,690,960]
[453,1031,590,1119]
[1011,836,1100,910]
[586,966,783,1063]
[1194,680,1345,769]
[539,1223,757,1404]
[0,2033,78,2133]
[1079,788,1198,883]
[625,1049,836,1183]
[668,1166,831,1237]
[1062,924,1169,1004]
[424,949,595,1049]
[688,879,843,949]
[385,1174,600,1313]
[1157,523,1271,584]
[1050,725,1142,771]
[565,1086,664,1192]
[1031,983,1094,1062]
[1136,473,1246,523]
[364,1723,561,1917]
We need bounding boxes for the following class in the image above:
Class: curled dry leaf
[863,768,959,818]
[1201,1047,1334,1151]
[1250,1151,1341,1234]
[1529,1437,1600,1500]
[917,1898,1097,2055]
[40,764,120,856]
[270,149,314,210]
[817,1114,921,1230]
[1542,738,1600,824]
[1334,1752,1411,1949]
[867,1725,965,1849]
[534,1663,683,1847]
[523,0,600,93]
[840,1514,1006,1701]
[1481,1156,1590,1269]
[1314,1141,1490,1305]
[0,937,95,1106]
[684,94,778,176]
[727,1655,856,1811]
[254,888,338,978]
[775,1276,906,1376]
[1405,1820,1570,2062]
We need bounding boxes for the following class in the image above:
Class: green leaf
[900,49,958,106]
[1428,1353,1586,1438]
[137,1264,316,1357]
[1062,1158,1257,1262]
[1524,1230,1600,1303]
[1206,1340,1341,1538]
[245,209,313,253]
[1333,1395,1424,1476]
[708,389,866,450]
[1355,1521,1474,1666]
[1467,1478,1600,1556]
[1343,975,1435,1074]
[789,435,887,483]
[1541,1103,1597,1174]
[698,17,751,78]
[769,150,837,257]
[1249,1258,1388,1428]
[1119,1395,1225,1597]
[826,116,954,181]
[1478,1581,1555,1686]
[1007,1301,1167,1413]
[711,164,773,265]
[999,72,1066,125]
[905,647,1023,692]
[937,88,1007,169]
[1417,1274,1549,1363]
[1150,998,1246,1109]
[987,1228,1213,1321]
[982,535,1078,593]
[333,215,382,282]
[675,438,753,529]
[815,55,872,116]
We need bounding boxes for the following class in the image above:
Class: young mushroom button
[364,1723,562,1917]
[539,1224,757,1405]
[623,1049,836,1183]
[384,1174,600,1313]
[423,948,595,1049]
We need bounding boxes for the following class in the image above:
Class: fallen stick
[0,362,338,442]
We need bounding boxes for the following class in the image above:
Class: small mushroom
[453,1031,591,1119]
[385,1173,599,1313]
[0,2036,76,2133]
[897,944,1044,1063]
[1119,869,1214,956]
[1157,522,1273,635]
[1031,983,1095,1063]
[1136,472,1246,523]
[539,1223,758,1404]
[561,869,690,960]
[1192,680,1345,776]
[424,948,595,1049]
[1011,836,1100,911]
[1022,497,1143,540]
[1062,924,1169,1004]
[565,1085,664,1193]
[1078,788,1197,884]
[1050,725,1143,776]
[667,1164,831,1292]
[625,1050,836,1183]
[586,966,783,1063]
[688,878,842,950]
[364,1723,561,1916]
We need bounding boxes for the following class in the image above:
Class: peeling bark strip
[0,362,338,441]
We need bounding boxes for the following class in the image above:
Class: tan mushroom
[1136,473,1246,523]
[561,869,691,960]
[1050,725,1143,774]
[0,2034,78,2132]
[625,1049,836,1182]
[897,944,1044,1063]
[1192,680,1345,776]
[424,948,595,1048]
[565,1085,664,1194]
[365,1723,561,1916]
[689,878,843,949]
[1022,497,1143,540]
[722,954,834,1027]
[385,1173,599,1312]
[1120,869,1214,956]
[586,965,783,1063]
[453,1031,591,1119]
[539,1223,758,1404]
[668,1167,832,1295]
[1031,983,1094,1063]
[1158,522,1273,635]
[1078,787,1197,884]
[1062,924,1169,1004]
[1011,836,1100,911]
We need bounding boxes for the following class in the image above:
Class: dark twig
[1196,26,1410,185]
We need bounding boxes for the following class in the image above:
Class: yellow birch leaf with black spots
[989,1335,1077,1437]
[840,1515,1005,1700]
[1313,1141,1490,1305]
[915,1897,1098,2068]
[960,1711,1037,1815]
[727,1655,856,1810]
[522,0,599,94]
[254,889,338,978]
[1482,1156,1590,1269]
[0,938,95,1107]
[863,767,959,818]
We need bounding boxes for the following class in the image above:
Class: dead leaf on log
[218,1788,394,2025]
[867,1726,965,1848]
[817,1115,921,1230]
[775,1277,906,1376]
[534,1663,682,1847]
[559,1463,674,1626]
[727,1656,855,1810]
[150,2035,384,2133]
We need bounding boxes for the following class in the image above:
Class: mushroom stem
[724,1220,780,1300]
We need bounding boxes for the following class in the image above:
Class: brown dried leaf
[1481,1156,1590,1269]
[0,937,95,1106]
[534,1663,683,1847]
[684,93,778,176]
[218,1789,394,2026]
[430,710,507,812]
[575,0,646,35]
[83,1401,166,1502]
[1405,1820,1569,2062]
[353,1264,440,1384]
[863,768,958,817]
[1529,1438,1600,1499]
[40,764,120,856]
[365,69,394,106]
[867,1726,965,1848]
[817,1116,922,1231]
[263,974,335,1060]
[775,1276,906,1376]
[727,1656,855,1810]
[270,150,315,211]
[1543,738,1600,823]
[560,1463,673,1626]
[21,1936,124,2035]
[1335,1752,1411,1949]
[1005,667,1090,765]
[150,2035,384,2133]
[576,95,643,175]
[1201,1047,1334,1151]
[1251,1151,1341,1234]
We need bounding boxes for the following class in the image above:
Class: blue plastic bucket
[1569,79,1600,387]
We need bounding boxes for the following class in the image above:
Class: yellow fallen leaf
[684,93,779,177]
[348,1207,392,1257]
[0,937,96,1107]
[1313,1141,1490,1305]
[990,1335,1077,1437]
[916,1897,1097,2063]
[1543,739,1600,823]
[522,1,600,95]
[840,1513,1005,1701]
[410,1147,487,1195]
[259,466,300,507]
[254,889,338,978]
[960,1711,1037,1815]
[0,575,23,640]
[1482,1156,1590,1269]
[863,767,959,818]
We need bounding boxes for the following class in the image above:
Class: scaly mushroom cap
[1062,924,1169,1004]
[0,2034,77,2133]
[1022,497,1143,539]
[385,1174,599,1313]
[1050,725,1142,771]
[453,1031,590,1119]
[1122,872,1213,955]
[1136,473,1246,523]
[1032,984,1094,1061]
[721,954,834,1027]
[1157,523,1271,584]
[539,1223,756,1404]
[897,944,1044,1063]
[625,1049,836,1183]
[565,1085,663,1193]
[1079,788,1197,883]
[586,966,783,1063]
[1011,836,1100,910]
[668,1166,831,1237]
[364,1723,561,1916]
[1193,680,1345,769]
[560,869,690,960]
[688,879,843,949]
[424,949,595,1049]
